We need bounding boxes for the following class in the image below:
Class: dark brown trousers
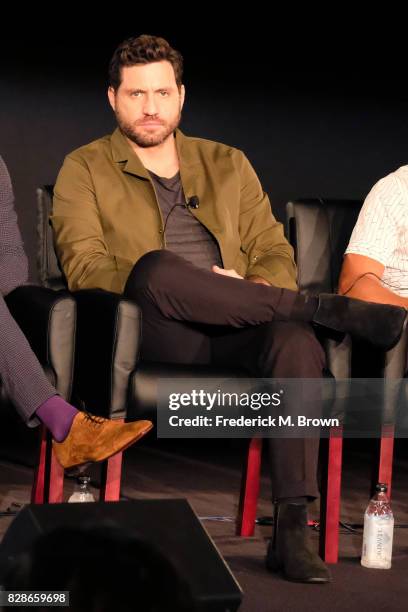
[125,250,325,500]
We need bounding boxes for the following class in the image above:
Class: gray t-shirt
[149,170,222,270]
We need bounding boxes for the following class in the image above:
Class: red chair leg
[236,437,263,536]
[32,427,64,504]
[319,426,343,564]
[31,426,48,504]
[378,424,395,498]
[47,448,64,503]
[100,452,123,501]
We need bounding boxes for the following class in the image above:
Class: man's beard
[116,110,182,148]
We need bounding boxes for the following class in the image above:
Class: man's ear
[107,86,116,111]
[180,84,185,111]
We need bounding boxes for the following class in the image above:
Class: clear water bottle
[361,482,394,569]
[68,475,95,503]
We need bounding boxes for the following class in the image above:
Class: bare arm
[338,253,408,307]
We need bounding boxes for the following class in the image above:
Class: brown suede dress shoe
[53,412,153,469]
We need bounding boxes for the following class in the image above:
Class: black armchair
[37,185,357,565]
[37,187,252,507]
[286,197,408,561]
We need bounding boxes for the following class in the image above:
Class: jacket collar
[110,127,200,180]
[111,128,150,179]
[110,126,219,232]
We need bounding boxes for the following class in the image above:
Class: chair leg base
[100,452,123,501]
[31,426,64,504]
[376,424,394,498]
[319,427,343,564]
[236,438,263,536]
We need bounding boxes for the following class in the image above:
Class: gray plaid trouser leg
[0,294,56,427]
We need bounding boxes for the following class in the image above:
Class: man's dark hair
[109,34,184,91]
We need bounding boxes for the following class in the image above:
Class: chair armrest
[320,334,352,423]
[323,334,352,379]
[72,289,142,419]
[5,285,76,399]
[383,326,408,378]
[381,326,408,423]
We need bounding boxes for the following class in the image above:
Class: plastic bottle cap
[78,476,91,485]
[375,482,388,492]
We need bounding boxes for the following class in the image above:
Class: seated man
[51,34,406,583]
[0,156,152,469]
[339,165,408,306]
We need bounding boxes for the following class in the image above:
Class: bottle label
[361,515,394,569]
[68,493,95,503]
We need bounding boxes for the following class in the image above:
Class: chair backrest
[36,185,66,290]
[286,198,362,294]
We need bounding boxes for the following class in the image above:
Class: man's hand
[212,265,244,279]
[212,267,271,287]
[246,274,271,286]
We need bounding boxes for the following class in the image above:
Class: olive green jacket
[52,128,297,294]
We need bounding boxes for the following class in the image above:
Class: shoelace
[82,411,106,427]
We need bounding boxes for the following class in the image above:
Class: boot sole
[266,553,332,583]
[266,562,331,584]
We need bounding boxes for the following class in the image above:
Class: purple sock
[35,395,78,442]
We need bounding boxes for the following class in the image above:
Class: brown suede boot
[266,502,331,583]
[53,412,153,469]
[313,294,407,351]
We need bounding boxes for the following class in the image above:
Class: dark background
[1,16,407,281]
